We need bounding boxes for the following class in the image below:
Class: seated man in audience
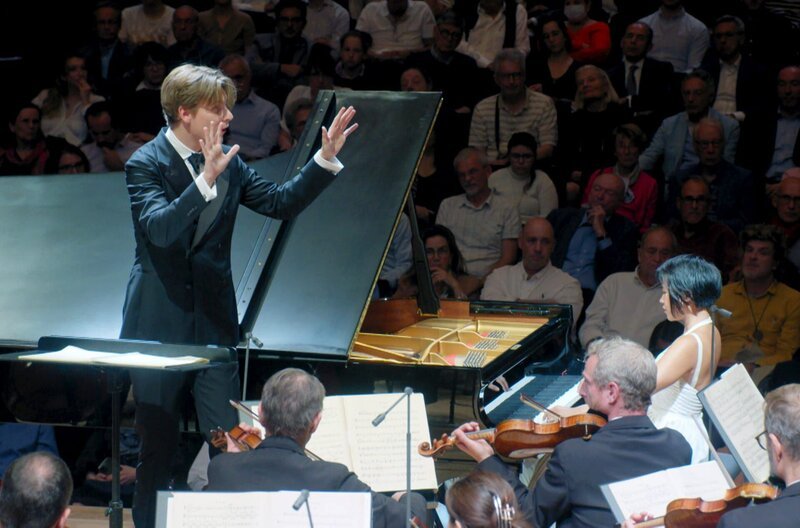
[304,0,350,53]
[771,172,800,272]
[436,147,519,293]
[119,0,176,48]
[481,217,583,330]
[452,337,692,528]
[283,98,314,150]
[717,383,800,527]
[670,176,739,282]
[718,224,800,382]
[547,172,638,298]
[638,0,707,73]
[469,49,557,166]
[356,0,435,61]
[81,102,143,173]
[197,0,256,56]
[82,1,133,100]
[206,368,426,528]
[333,31,383,90]
[0,452,73,528]
[219,54,280,160]
[455,0,530,69]
[639,69,740,187]
[671,117,756,233]
[580,226,675,349]
[167,5,226,70]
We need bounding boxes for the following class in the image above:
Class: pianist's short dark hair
[260,368,325,439]
[586,337,656,412]
[0,451,73,528]
[656,254,721,317]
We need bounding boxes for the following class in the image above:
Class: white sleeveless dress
[648,319,711,464]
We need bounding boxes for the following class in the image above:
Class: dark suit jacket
[547,207,638,286]
[478,415,692,528]
[120,129,334,346]
[206,436,426,528]
[718,481,800,528]
[700,52,771,122]
[81,38,133,99]
[608,57,677,118]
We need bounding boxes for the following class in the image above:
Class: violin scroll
[418,433,456,457]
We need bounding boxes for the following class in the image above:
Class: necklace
[744,282,774,343]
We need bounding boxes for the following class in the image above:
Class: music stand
[0,335,236,528]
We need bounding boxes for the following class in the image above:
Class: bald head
[588,172,625,214]
[519,217,555,275]
[0,452,73,528]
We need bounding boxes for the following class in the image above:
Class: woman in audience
[650,254,722,463]
[581,124,657,232]
[32,53,105,146]
[563,0,610,65]
[394,225,470,300]
[0,103,53,176]
[490,132,558,225]
[46,143,91,174]
[527,15,580,105]
[446,471,532,528]
[564,64,631,202]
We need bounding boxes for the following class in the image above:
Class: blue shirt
[0,424,59,476]
[227,91,281,160]
[562,211,612,290]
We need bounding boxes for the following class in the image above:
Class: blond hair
[160,64,236,125]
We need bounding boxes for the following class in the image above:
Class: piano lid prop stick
[520,394,564,421]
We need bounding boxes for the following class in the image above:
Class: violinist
[205,368,427,528]
[451,337,691,528]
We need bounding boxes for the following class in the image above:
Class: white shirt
[356,0,435,54]
[713,56,744,121]
[456,2,530,68]
[304,0,350,52]
[119,4,176,47]
[489,168,558,224]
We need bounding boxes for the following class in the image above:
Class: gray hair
[492,48,526,76]
[573,64,621,109]
[0,452,73,528]
[714,15,745,35]
[585,337,657,411]
[260,368,325,439]
[453,146,489,171]
[765,384,800,461]
[640,225,678,253]
[285,97,314,132]
[692,116,726,145]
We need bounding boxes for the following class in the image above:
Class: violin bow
[519,393,563,421]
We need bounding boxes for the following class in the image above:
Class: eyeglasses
[438,28,462,40]
[680,195,709,205]
[509,153,534,160]
[279,16,304,24]
[495,72,523,81]
[777,194,800,205]
[755,430,768,450]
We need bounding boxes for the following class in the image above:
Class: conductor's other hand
[320,106,358,162]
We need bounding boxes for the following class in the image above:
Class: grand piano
[0,91,577,436]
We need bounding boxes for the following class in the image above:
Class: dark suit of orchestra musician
[206,368,426,528]
[119,63,356,528]
[452,337,692,528]
[717,384,800,528]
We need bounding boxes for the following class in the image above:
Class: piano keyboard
[483,374,583,423]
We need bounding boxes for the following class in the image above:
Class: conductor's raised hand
[320,106,358,162]
[200,120,240,186]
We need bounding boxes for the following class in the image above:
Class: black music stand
[0,336,236,528]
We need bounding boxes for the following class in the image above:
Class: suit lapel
[156,132,195,196]
[191,167,230,249]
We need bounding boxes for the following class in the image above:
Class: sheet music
[602,461,729,522]
[306,397,354,468]
[93,352,208,368]
[269,491,371,528]
[698,364,770,483]
[19,346,114,363]
[166,492,263,527]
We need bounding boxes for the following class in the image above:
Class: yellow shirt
[717,281,800,365]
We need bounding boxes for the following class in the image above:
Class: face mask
[564,4,587,23]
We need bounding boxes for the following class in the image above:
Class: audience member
[670,176,739,282]
[489,132,558,224]
[220,54,280,160]
[564,0,611,65]
[46,143,91,174]
[0,424,59,477]
[469,49,557,166]
[436,147,519,286]
[121,43,169,140]
[548,172,638,296]
[455,0,530,69]
[119,0,176,48]
[451,337,691,528]
[198,0,256,56]
[206,368,427,528]
[32,52,105,146]
[701,15,770,125]
[581,124,656,233]
[356,0,435,60]
[717,383,800,527]
[564,65,632,200]
[718,225,800,381]
[482,217,583,329]
[639,0,708,72]
[0,103,51,176]
[333,31,382,90]
[607,21,677,139]
[410,131,461,228]
[81,2,133,100]
[771,174,800,271]
[252,0,312,106]
[0,452,72,528]
[639,69,740,187]
[376,213,413,297]
[445,471,532,528]
[527,15,581,107]
[671,118,755,233]
[304,0,350,53]
[284,98,314,148]
[399,66,431,92]
[167,5,226,70]
[81,101,143,173]
[580,226,674,348]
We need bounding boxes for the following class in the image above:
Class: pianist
[119,63,357,528]
[451,337,691,528]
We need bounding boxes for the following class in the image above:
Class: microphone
[246,332,264,348]
[710,305,732,318]
[293,489,309,511]
[372,387,413,426]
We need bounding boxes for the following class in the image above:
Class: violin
[210,425,263,452]
[419,413,606,458]
[633,483,779,527]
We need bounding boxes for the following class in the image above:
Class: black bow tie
[187,152,204,173]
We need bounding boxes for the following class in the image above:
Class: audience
[198,0,256,57]
[119,0,176,48]
[46,143,91,174]
[121,43,169,140]
[304,0,350,53]
[356,0,435,61]
[527,15,581,107]
[0,103,52,176]
[81,102,143,173]
[333,31,382,90]
[81,2,132,100]
[564,0,612,65]
[455,0,530,69]
[167,5,226,70]
[771,173,800,272]
[394,224,471,299]
[639,0,708,72]
[0,452,73,528]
